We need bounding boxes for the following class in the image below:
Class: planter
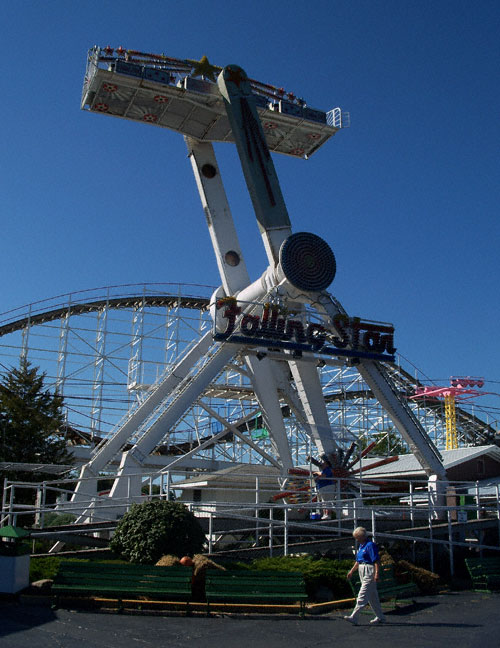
[0,554,30,593]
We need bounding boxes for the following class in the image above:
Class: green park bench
[349,564,418,609]
[205,569,308,615]
[52,561,193,609]
[465,557,500,593]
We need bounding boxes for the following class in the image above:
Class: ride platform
[81,47,349,159]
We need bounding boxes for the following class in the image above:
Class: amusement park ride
[63,45,450,516]
[410,377,488,450]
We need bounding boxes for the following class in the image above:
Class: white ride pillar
[217,65,292,266]
[185,137,250,295]
[218,65,340,463]
[187,136,294,471]
[317,292,447,483]
[245,355,293,470]
[109,342,236,502]
[70,330,214,508]
[289,360,340,457]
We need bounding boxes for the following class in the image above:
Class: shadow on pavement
[377,622,481,628]
[387,601,439,615]
[0,600,57,640]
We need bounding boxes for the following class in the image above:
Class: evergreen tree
[0,361,72,500]
[358,427,409,457]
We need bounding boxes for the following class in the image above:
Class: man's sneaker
[369,617,386,624]
[343,615,358,625]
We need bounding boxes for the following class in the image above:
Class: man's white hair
[353,526,367,538]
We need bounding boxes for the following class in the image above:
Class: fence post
[447,508,454,577]
[255,477,260,547]
[428,507,434,573]
[41,481,47,528]
[208,513,213,554]
[371,508,376,543]
[166,471,171,500]
[1,478,7,509]
[409,481,416,563]
[475,481,480,520]
[269,507,273,557]
[8,482,15,526]
[496,484,500,545]
[284,507,289,556]
[34,485,42,528]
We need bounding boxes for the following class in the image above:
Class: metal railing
[2,470,499,574]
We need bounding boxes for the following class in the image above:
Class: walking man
[344,526,386,625]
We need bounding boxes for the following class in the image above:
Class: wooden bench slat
[205,569,307,614]
[349,565,418,606]
[465,558,500,592]
[52,562,193,605]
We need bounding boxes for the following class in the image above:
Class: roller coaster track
[0,287,494,447]
[0,294,210,337]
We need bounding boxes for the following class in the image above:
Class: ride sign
[213,299,396,362]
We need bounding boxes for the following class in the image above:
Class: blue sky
[1,1,499,419]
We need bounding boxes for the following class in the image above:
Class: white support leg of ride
[108,343,237,503]
[316,292,446,480]
[217,66,292,266]
[269,357,317,444]
[185,137,250,295]
[188,135,294,471]
[356,360,446,480]
[70,330,215,505]
[197,400,281,469]
[288,360,340,457]
[245,355,294,471]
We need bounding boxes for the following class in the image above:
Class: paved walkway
[0,591,497,648]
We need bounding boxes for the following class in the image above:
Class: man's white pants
[351,563,385,620]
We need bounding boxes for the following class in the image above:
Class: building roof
[351,445,500,478]
[0,462,74,475]
[175,463,280,490]
[466,475,500,496]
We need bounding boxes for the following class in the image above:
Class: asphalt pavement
[0,591,498,648]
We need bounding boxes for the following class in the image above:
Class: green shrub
[30,556,61,581]
[29,556,128,582]
[42,512,77,528]
[247,555,353,599]
[110,500,206,564]
[221,555,352,600]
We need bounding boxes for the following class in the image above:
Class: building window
[193,489,202,502]
[476,459,485,476]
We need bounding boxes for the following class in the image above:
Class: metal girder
[245,355,293,471]
[108,342,237,501]
[316,293,446,478]
[218,66,292,266]
[288,360,340,457]
[185,137,250,295]
[70,329,215,504]
[357,360,445,478]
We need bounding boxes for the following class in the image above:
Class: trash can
[0,525,31,594]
